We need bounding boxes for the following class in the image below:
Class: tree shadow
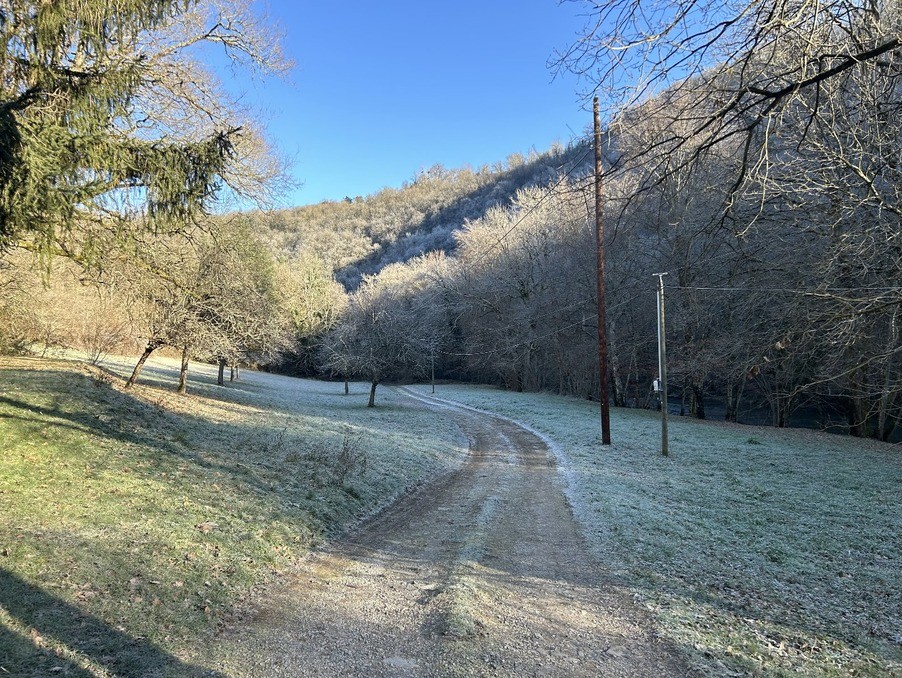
[0,568,222,677]
[0,372,292,500]
[0,365,457,517]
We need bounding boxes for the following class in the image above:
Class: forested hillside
[310,0,901,441]
[249,144,591,287]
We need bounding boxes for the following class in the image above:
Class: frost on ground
[408,384,902,677]
[209,390,687,677]
[98,355,470,531]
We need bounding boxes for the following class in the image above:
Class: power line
[668,284,901,294]
[430,277,902,361]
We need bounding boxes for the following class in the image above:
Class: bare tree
[558,0,900,192]
[123,220,288,393]
[555,0,901,436]
[451,184,598,395]
[321,255,450,407]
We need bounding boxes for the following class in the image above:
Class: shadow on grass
[0,367,451,530]
[0,363,472,672]
[0,374,290,501]
[0,569,222,677]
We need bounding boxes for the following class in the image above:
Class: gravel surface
[209,391,689,676]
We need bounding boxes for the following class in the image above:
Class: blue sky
[241,1,593,207]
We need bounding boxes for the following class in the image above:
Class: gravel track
[210,390,689,676]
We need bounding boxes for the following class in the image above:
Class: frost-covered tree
[321,254,451,407]
[270,252,348,376]
[559,0,900,188]
[451,185,598,395]
[556,0,902,437]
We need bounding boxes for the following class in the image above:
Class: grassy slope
[0,357,465,676]
[409,384,902,677]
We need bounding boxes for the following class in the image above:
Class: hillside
[248,143,591,287]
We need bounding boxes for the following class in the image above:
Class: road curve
[210,389,688,677]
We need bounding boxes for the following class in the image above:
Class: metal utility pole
[654,273,669,456]
[594,96,612,446]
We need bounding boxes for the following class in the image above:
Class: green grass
[411,384,902,677]
[0,357,465,675]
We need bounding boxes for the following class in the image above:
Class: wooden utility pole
[594,96,612,446]
[655,272,669,456]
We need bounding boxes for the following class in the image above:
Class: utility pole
[594,96,612,446]
[654,272,669,456]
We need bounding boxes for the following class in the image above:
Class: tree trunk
[610,371,623,408]
[626,350,639,407]
[609,326,626,407]
[877,393,889,441]
[880,398,898,443]
[367,380,378,407]
[126,340,159,389]
[846,369,868,437]
[725,378,746,423]
[230,364,236,382]
[690,382,705,419]
[877,309,898,441]
[736,373,748,422]
[217,358,226,386]
[847,396,865,437]
[775,392,792,428]
[177,346,190,394]
[344,378,349,395]
[643,382,656,409]
[725,380,737,422]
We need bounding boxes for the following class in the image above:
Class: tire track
[211,389,688,676]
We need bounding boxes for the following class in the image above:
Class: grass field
[408,384,902,677]
[2,356,899,676]
[0,357,465,676]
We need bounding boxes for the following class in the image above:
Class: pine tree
[0,0,284,263]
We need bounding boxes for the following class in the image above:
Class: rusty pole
[594,97,612,446]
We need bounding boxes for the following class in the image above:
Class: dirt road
[211,390,687,676]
